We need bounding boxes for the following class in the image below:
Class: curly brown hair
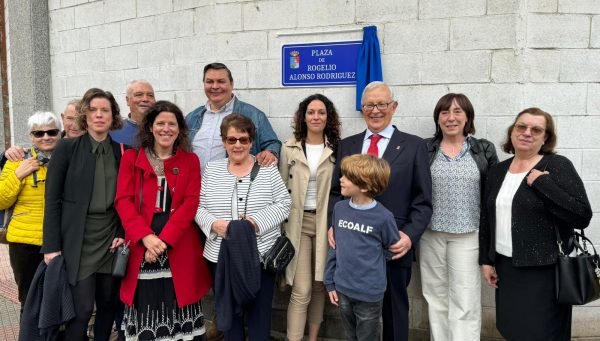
[75,88,123,132]
[292,94,341,153]
[138,101,191,152]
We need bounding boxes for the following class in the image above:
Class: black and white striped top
[195,158,291,263]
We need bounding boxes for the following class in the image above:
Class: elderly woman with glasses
[479,108,592,341]
[0,111,61,314]
[195,113,291,341]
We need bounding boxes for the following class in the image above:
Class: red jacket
[115,147,211,307]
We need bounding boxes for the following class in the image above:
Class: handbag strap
[241,161,261,217]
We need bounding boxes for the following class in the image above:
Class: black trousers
[65,273,119,341]
[382,258,412,341]
[8,242,43,313]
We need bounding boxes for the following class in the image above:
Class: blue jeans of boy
[338,292,383,341]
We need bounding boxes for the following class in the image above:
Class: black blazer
[479,154,592,267]
[328,127,433,267]
[42,134,126,285]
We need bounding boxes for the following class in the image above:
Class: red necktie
[367,134,382,157]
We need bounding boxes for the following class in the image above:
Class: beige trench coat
[279,138,335,285]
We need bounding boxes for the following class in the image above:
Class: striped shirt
[195,158,291,263]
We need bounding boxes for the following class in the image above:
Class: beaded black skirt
[123,212,205,341]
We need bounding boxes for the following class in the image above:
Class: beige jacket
[279,138,335,285]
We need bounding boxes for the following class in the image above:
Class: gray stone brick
[89,23,120,49]
[419,0,486,19]
[105,45,138,71]
[248,59,280,88]
[172,36,217,65]
[138,40,173,67]
[322,86,359,117]
[103,0,136,23]
[49,0,61,10]
[61,0,89,8]
[74,1,104,28]
[174,0,211,11]
[524,83,587,115]
[528,0,557,12]
[155,10,194,40]
[382,53,421,86]
[175,90,204,114]
[93,70,126,95]
[525,49,560,82]
[395,85,450,117]
[49,7,74,31]
[75,49,105,74]
[356,0,418,22]
[555,116,600,148]
[266,26,364,59]
[491,49,525,83]
[123,67,161,90]
[422,51,491,84]
[194,3,242,34]
[527,14,590,48]
[243,0,297,30]
[451,15,518,50]
[51,52,76,76]
[587,83,600,115]
[447,83,523,117]
[591,16,600,48]
[216,31,267,60]
[159,64,201,91]
[297,0,354,27]
[65,73,94,97]
[488,0,521,14]
[384,20,449,53]
[57,28,90,53]
[560,50,600,82]
[137,0,173,17]
[558,0,600,14]
[121,16,156,44]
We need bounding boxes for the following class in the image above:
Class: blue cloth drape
[356,26,383,111]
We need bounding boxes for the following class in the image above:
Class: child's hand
[328,290,339,306]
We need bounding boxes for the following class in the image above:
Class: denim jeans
[338,292,383,341]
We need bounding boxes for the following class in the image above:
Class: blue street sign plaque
[282,41,361,86]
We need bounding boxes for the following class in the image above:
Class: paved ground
[0,244,21,341]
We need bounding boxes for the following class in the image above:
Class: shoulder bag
[245,162,295,273]
[555,227,600,305]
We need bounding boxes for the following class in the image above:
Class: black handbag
[112,241,130,278]
[261,230,295,273]
[244,162,295,273]
[555,227,600,305]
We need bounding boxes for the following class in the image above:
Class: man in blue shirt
[109,80,156,146]
[186,63,281,170]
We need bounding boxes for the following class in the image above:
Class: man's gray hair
[361,81,395,104]
[126,79,154,97]
[65,99,80,110]
[27,111,61,131]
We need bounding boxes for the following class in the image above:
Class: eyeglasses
[31,129,60,138]
[362,101,395,112]
[223,136,252,145]
[514,123,545,136]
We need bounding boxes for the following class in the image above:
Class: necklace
[145,149,170,176]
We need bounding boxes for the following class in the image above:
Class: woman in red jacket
[115,100,211,340]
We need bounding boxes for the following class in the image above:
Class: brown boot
[205,318,224,341]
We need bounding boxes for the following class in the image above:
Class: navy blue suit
[328,127,432,341]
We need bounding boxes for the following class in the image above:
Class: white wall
[47,0,600,337]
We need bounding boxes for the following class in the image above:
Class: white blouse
[495,171,527,257]
[304,143,325,210]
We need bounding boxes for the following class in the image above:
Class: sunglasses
[31,129,60,138]
[223,136,252,145]
[514,123,545,136]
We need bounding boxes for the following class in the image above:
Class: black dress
[123,175,205,341]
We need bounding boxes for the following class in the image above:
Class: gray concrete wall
[2,0,598,338]
[2,0,51,148]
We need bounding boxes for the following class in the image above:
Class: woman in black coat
[479,107,592,341]
[42,88,126,341]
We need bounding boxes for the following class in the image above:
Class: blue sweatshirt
[324,199,400,302]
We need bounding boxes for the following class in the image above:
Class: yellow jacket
[0,149,47,246]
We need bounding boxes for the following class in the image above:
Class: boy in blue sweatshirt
[324,154,400,341]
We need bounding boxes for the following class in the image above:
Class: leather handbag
[555,228,600,305]
[244,162,295,273]
[261,230,295,273]
[112,241,130,278]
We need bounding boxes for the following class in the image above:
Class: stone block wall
[7,0,593,338]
